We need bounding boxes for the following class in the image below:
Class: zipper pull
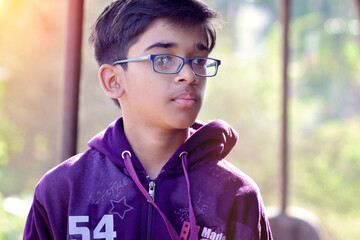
[148,181,156,202]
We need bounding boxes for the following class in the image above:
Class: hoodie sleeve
[225,187,273,240]
[23,195,53,240]
[259,209,273,240]
[219,161,272,240]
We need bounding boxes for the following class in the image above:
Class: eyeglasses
[112,54,221,77]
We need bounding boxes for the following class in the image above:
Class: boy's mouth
[172,92,198,108]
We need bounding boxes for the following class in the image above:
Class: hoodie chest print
[180,221,227,240]
[109,197,134,220]
[175,191,209,222]
[88,178,130,205]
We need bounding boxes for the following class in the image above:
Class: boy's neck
[123,120,190,179]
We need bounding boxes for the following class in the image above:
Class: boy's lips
[171,92,198,108]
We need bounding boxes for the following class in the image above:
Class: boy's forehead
[134,19,209,52]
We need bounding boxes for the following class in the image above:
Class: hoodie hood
[88,117,238,176]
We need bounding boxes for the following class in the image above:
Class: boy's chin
[169,117,198,130]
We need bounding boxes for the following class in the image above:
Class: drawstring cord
[180,151,198,240]
[122,150,198,240]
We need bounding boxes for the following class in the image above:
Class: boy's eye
[157,56,170,66]
[154,55,179,70]
[194,58,207,67]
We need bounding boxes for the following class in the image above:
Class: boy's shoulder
[220,160,260,190]
[192,156,260,195]
[40,150,95,180]
[34,149,106,199]
[201,158,262,200]
[205,158,260,187]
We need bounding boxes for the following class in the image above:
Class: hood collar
[88,117,238,176]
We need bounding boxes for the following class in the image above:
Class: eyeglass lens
[153,55,217,76]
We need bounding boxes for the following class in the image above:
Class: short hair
[89,0,220,66]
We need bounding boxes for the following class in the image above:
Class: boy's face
[116,19,209,131]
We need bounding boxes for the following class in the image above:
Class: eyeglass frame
[112,54,221,77]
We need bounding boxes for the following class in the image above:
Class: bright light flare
[0,0,4,17]
[236,4,270,62]
[3,196,31,218]
[324,18,347,35]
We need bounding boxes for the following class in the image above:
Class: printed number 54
[69,215,117,240]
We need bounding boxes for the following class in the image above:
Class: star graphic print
[109,197,134,220]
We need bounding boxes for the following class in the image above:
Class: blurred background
[1,0,360,239]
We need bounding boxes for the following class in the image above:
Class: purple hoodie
[24,118,272,240]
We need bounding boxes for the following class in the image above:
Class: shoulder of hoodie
[33,148,105,202]
[214,160,267,220]
[215,159,262,197]
[220,160,271,237]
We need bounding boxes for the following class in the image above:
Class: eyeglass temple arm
[112,55,151,66]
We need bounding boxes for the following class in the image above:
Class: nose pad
[174,63,198,84]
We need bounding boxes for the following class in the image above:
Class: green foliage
[287,3,360,239]
[294,120,360,210]
[0,82,9,178]
[0,80,27,194]
[0,194,25,240]
[292,119,360,239]
[0,142,9,166]
[0,81,27,235]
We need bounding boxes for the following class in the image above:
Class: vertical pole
[61,0,84,161]
[281,0,290,213]
[354,0,360,41]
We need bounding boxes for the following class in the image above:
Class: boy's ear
[98,64,124,98]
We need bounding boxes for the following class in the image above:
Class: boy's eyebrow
[145,42,177,51]
[145,42,210,52]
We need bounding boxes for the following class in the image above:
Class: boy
[24,0,272,239]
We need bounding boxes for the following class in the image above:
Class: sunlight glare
[0,0,3,18]
[3,196,31,218]
[236,4,270,60]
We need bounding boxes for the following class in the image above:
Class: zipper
[148,181,156,201]
[147,180,156,240]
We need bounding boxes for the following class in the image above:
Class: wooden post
[354,0,360,41]
[269,2,322,240]
[281,0,290,214]
[61,0,84,161]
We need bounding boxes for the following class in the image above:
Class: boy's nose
[174,63,198,84]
